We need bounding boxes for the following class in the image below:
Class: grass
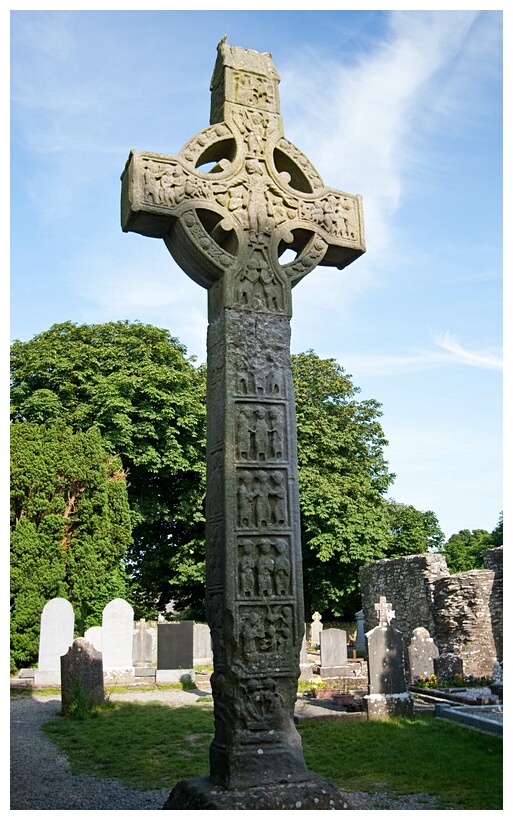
[39,698,502,810]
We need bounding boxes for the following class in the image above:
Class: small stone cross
[374,596,395,627]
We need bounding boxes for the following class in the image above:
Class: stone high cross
[121,39,364,809]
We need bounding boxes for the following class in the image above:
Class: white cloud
[281,11,498,258]
[433,331,502,370]
[339,332,502,377]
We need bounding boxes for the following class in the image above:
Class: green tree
[385,501,445,557]
[292,350,395,619]
[10,321,207,619]
[10,422,132,669]
[441,528,492,573]
[489,512,503,547]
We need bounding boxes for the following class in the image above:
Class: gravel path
[10,691,440,810]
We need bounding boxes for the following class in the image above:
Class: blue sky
[9,7,504,542]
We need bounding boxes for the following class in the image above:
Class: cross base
[163,774,352,810]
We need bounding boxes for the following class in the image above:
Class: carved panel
[237,536,292,599]
[236,468,289,530]
[235,403,286,463]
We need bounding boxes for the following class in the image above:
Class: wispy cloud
[281,11,499,255]
[340,331,502,377]
[433,331,502,370]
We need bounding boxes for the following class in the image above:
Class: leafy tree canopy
[441,528,491,573]
[441,512,502,574]
[10,421,132,669]
[385,500,445,558]
[10,321,207,618]
[292,350,395,619]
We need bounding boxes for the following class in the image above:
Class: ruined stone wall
[359,548,503,677]
[359,553,449,650]
[431,569,496,676]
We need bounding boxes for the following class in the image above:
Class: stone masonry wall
[359,553,449,651]
[359,548,503,677]
[431,569,496,676]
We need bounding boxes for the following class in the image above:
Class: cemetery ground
[11,672,502,811]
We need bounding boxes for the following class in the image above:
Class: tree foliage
[441,511,502,574]
[11,326,448,626]
[10,422,132,668]
[441,528,492,573]
[385,501,445,557]
[292,351,395,619]
[10,321,207,618]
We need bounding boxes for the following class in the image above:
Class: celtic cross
[121,39,365,807]
[375,596,396,627]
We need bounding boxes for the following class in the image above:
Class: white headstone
[319,627,348,676]
[310,611,323,645]
[193,623,213,665]
[35,598,74,685]
[102,598,134,673]
[84,625,103,653]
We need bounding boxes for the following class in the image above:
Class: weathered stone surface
[61,638,104,715]
[407,626,439,682]
[163,774,352,810]
[364,693,414,720]
[432,570,497,677]
[360,554,448,652]
[310,611,323,645]
[121,38,365,805]
[366,624,406,695]
[132,619,154,665]
[359,551,503,677]
[365,597,413,719]
[319,627,349,678]
[194,622,213,664]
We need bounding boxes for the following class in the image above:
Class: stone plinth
[364,693,414,720]
[163,774,352,810]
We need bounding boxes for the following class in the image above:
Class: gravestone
[84,626,102,653]
[34,598,74,685]
[365,596,413,719]
[102,598,134,679]
[193,623,213,665]
[310,612,323,646]
[61,638,104,716]
[355,610,366,652]
[157,621,195,683]
[434,652,464,680]
[319,628,350,678]
[299,630,314,681]
[133,619,154,666]
[121,38,364,810]
[408,626,439,682]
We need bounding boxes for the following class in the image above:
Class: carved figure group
[237,676,285,730]
[236,404,284,462]
[238,537,291,598]
[236,349,283,397]
[240,604,293,657]
[237,469,287,529]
